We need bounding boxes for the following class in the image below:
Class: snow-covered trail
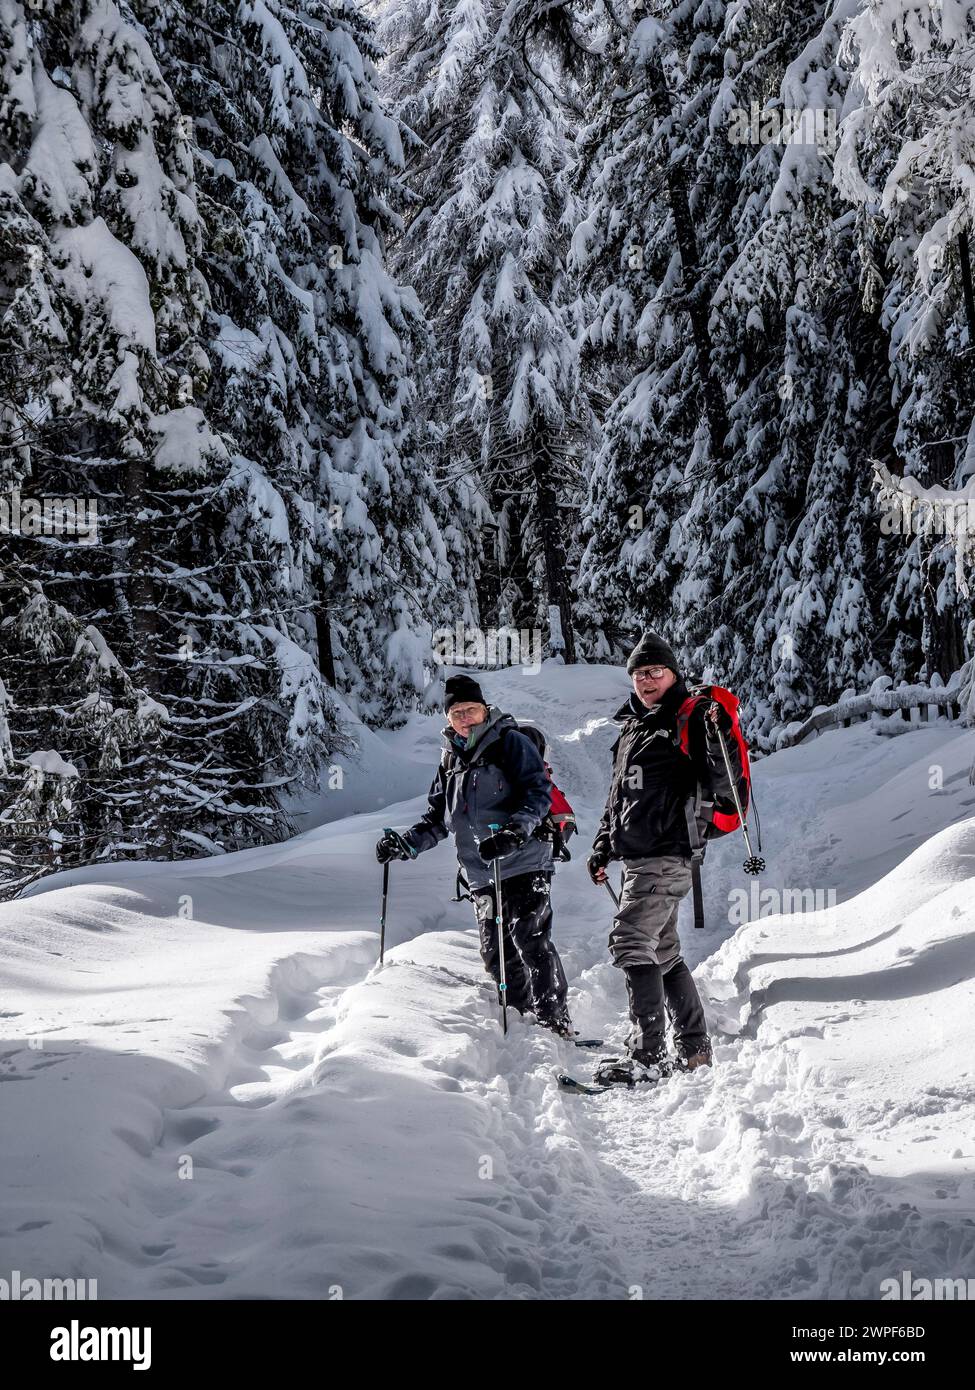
[3,663,975,1299]
[101,932,636,1300]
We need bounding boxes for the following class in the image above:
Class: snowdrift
[2,662,973,1299]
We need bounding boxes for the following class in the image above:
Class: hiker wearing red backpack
[375,674,575,1037]
[587,632,749,1083]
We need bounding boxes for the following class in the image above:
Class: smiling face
[632,664,676,708]
[447,701,488,737]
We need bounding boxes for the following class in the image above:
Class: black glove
[553,833,572,863]
[477,825,527,862]
[376,831,413,864]
[587,850,609,884]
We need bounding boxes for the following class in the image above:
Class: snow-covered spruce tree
[148,0,456,722]
[0,0,200,887]
[1,0,385,888]
[833,0,975,681]
[380,0,588,661]
[0,50,108,890]
[0,581,169,897]
[567,0,902,739]
[566,0,736,663]
[685,0,893,734]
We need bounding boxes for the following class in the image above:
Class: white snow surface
[2,662,974,1300]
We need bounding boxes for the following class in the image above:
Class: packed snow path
[3,666,975,1299]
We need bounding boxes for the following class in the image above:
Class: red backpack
[517,723,576,851]
[674,685,754,928]
[675,684,752,836]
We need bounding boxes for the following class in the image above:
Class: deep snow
[1,662,974,1299]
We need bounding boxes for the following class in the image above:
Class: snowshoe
[592,1053,673,1088]
[556,1072,610,1096]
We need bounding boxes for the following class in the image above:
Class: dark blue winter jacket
[403,707,554,891]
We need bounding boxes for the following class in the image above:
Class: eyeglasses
[633,666,668,679]
[448,704,485,721]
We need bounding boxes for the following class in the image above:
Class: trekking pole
[602,877,620,909]
[710,709,765,875]
[378,827,417,965]
[488,822,508,1035]
[379,859,390,966]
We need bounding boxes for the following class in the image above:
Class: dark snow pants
[624,957,709,1061]
[472,870,570,1026]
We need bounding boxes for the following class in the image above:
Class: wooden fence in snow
[775,672,969,750]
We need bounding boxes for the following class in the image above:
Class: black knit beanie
[625,631,680,676]
[444,673,486,712]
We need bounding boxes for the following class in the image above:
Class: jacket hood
[440,705,515,756]
[613,678,690,725]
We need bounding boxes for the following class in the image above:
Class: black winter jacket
[592,679,742,862]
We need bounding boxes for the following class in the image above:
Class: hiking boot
[676,1047,713,1072]
[539,1015,575,1040]
[630,1048,674,1080]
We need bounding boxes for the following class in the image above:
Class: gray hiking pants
[607,854,708,1060]
[607,854,694,969]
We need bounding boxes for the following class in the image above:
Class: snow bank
[2,662,974,1298]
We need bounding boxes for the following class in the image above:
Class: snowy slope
[2,662,974,1299]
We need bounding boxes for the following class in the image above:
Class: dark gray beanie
[626,631,680,675]
[444,673,486,712]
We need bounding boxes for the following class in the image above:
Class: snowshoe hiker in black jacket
[588,632,744,1081]
[375,674,573,1037]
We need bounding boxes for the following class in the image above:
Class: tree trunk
[314,589,337,687]
[476,524,502,632]
[124,456,158,683]
[958,230,975,352]
[919,534,965,681]
[123,452,167,856]
[644,48,730,465]
[531,437,577,663]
